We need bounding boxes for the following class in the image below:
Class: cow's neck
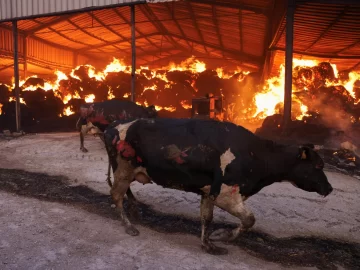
[258,145,299,184]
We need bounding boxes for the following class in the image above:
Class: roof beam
[138,4,189,53]
[142,52,186,66]
[333,39,360,54]
[27,14,78,34]
[238,10,243,53]
[190,0,269,15]
[112,8,161,50]
[304,7,349,52]
[0,64,14,72]
[87,8,162,55]
[164,2,192,49]
[261,0,286,82]
[168,33,263,66]
[77,33,160,52]
[31,18,97,48]
[66,19,121,51]
[212,6,223,57]
[186,1,208,54]
[0,24,80,52]
[350,61,360,71]
[271,47,360,59]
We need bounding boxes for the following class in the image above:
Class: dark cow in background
[76,99,157,153]
[103,118,333,255]
[75,99,157,187]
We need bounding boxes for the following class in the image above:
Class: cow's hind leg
[79,128,88,153]
[200,194,228,255]
[111,157,139,236]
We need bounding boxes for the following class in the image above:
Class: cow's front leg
[200,194,228,255]
[111,157,139,236]
[126,187,139,220]
[202,184,255,242]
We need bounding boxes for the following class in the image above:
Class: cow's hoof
[125,226,139,236]
[209,228,232,242]
[201,243,228,255]
[80,147,88,153]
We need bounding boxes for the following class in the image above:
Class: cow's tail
[101,132,114,188]
[106,158,113,187]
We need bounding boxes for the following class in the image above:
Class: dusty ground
[0,133,359,270]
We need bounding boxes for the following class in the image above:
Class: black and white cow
[76,99,157,153]
[103,118,333,255]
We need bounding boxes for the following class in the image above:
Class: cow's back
[123,118,264,171]
[127,118,262,154]
[93,100,146,117]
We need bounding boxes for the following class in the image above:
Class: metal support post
[283,0,295,130]
[12,20,21,132]
[131,5,136,102]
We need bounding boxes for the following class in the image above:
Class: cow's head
[144,105,158,118]
[287,145,333,197]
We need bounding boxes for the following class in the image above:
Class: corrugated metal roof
[0,0,176,22]
[0,1,270,71]
[272,2,360,58]
[1,0,360,79]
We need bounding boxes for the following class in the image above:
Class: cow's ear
[301,150,307,159]
[302,143,314,149]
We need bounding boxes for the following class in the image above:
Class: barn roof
[0,0,360,81]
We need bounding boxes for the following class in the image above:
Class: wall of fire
[0,0,360,134]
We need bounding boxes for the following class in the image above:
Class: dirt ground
[0,133,359,270]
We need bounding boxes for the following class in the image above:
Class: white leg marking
[115,119,138,140]
[219,148,235,176]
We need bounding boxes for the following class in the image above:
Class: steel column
[12,20,21,132]
[131,5,136,102]
[283,0,295,130]
[23,35,28,78]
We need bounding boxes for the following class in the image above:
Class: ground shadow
[0,168,359,270]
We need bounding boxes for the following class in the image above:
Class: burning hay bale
[1,56,360,135]
[0,84,10,104]
[22,89,64,119]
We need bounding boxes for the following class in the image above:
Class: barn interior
[0,0,360,148]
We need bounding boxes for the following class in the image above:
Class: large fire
[1,55,359,130]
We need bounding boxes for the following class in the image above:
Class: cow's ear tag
[301,150,307,160]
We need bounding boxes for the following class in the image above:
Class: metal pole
[131,5,136,102]
[283,0,295,130]
[23,35,28,79]
[12,20,21,132]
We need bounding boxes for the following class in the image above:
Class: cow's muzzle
[320,184,333,197]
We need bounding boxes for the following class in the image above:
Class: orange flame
[85,94,95,103]
[181,100,192,109]
[9,97,26,105]
[63,106,74,116]
[254,59,319,120]
[0,103,2,115]
[167,56,206,73]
